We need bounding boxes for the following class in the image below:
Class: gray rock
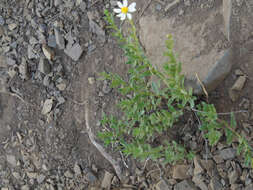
[28,45,37,59]
[42,98,53,115]
[209,177,223,190]
[165,0,180,12]
[174,180,198,190]
[155,179,172,190]
[219,148,236,160]
[38,58,51,74]
[19,58,29,80]
[101,171,114,189]
[64,43,83,61]
[54,0,63,6]
[64,170,74,178]
[102,80,112,94]
[89,20,105,44]
[6,154,17,167]
[6,57,16,66]
[37,174,46,184]
[0,16,5,25]
[228,170,238,184]
[85,169,97,183]
[192,176,208,190]
[54,28,65,49]
[43,75,51,86]
[47,35,57,48]
[74,163,82,175]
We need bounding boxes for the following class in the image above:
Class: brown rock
[192,175,208,190]
[172,165,191,179]
[193,157,204,175]
[174,180,198,190]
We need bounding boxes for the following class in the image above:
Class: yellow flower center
[121,7,128,14]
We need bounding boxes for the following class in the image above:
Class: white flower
[113,0,136,20]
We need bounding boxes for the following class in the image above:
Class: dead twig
[195,73,208,100]
[84,100,125,181]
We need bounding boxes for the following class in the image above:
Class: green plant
[98,10,253,167]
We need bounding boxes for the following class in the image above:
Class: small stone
[12,172,21,179]
[85,169,97,183]
[64,170,74,178]
[43,75,51,86]
[193,157,204,175]
[74,163,82,175]
[0,16,5,25]
[27,172,37,179]
[54,0,62,6]
[29,37,38,45]
[42,98,53,115]
[192,176,208,190]
[37,174,46,184]
[89,20,106,44]
[155,180,171,190]
[174,180,198,190]
[209,177,223,190]
[6,155,16,167]
[165,0,180,12]
[219,148,236,160]
[47,35,57,48]
[6,57,16,66]
[38,58,51,74]
[21,185,30,190]
[64,43,83,61]
[172,165,191,180]
[54,28,65,49]
[102,80,112,94]
[88,77,95,85]
[213,154,223,164]
[229,75,247,101]
[232,75,247,91]
[101,171,114,189]
[235,69,243,76]
[28,45,37,59]
[229,170,238,184]
[8,23,17,30]
[19,58,29,80]
[200,159,214,176]
[42,44,54,60]
[56,82,66,91]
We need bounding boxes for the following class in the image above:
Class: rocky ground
[0,0,253,189]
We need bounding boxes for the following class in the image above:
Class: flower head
[113,0,136,20]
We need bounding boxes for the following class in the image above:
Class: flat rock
[74,163,82,176]
[101,171,114,189]
[209,177,223,190]
[89,19,106,44]
[228,170,238,184]
[139,10,231,94]
[192,176,208,190]
[6,154,17,167]
[229,75,247,101]
[54,28,65,49]
[42,98,53,115]
[38,58,51,74]
[219,148,236,160]
[64,43,83,61]
[42,44,54,60]
[193,157,204,175]
[174,180,198,190]
[155,179,171,190]
[172,165,191,179]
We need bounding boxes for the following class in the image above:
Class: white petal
[127,13,132,20]
[123,0,128,7]
[113,8,121,13]
[120,13,126,20]
[128,2,136,12]
[117,1,123,8]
